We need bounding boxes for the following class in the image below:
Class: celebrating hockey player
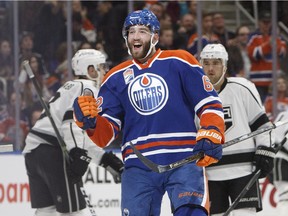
[23,49,124,216]
[200,43,275,216]
[73,9,225,216]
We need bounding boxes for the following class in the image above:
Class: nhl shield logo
[128,73,169,115]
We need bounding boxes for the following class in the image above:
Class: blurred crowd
[1,0,288,150]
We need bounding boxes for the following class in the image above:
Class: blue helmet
[122,9,160,38]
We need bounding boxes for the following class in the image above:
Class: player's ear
[152,32,159,45]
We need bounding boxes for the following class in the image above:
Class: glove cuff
[255,146,275,158]
[196,129,223,144]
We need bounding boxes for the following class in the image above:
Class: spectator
[19,31,49,77]
[159,12,173,29]
[0,91,29,148]
[148,1,165,20]
[174,13,196,50]
[95,1,128,67]
[72,0,97,43]
[247,10,287,102]
[0,39,14,96]
[157,26,174,50]
[212,12,236,47]
[188,0,197,17]
[32,0,66,71]
[19,54,51,107]
[227,25,251,78]
[187,12,219,58]
[264,75,288,120]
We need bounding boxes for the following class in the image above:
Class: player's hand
[73,96,98,130]
[253,146,275,179]
[193,128,223,167]
[67,147,92,184]
[99,151,124,183]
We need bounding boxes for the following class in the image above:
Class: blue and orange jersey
[88,49,225,169]
[247,31,286,87]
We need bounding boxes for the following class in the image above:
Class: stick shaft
[23,60,70,163]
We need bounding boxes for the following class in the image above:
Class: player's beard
[128,41,151,61]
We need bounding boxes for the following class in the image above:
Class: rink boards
[0,153,278,216]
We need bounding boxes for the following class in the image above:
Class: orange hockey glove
[193,127,223,167]
[73,95,98,130]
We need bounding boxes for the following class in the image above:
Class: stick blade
[0,144,13,153]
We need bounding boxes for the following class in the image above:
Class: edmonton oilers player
[73,9,225,216]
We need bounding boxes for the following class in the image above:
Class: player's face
[127,25,153,60]
[202,59,224,84]
[88,65,99,79]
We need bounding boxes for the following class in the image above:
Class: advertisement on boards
[0,154,280,216]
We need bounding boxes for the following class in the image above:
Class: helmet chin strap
[212,67,226,89]
[125,33,158,61]
[140,33,158,60]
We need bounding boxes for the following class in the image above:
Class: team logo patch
[123,68,135,84]
[223,105,233,132]
[128,73,169,115]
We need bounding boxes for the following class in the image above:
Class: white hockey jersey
[206,77,272,181]
[273,111,288,162]
[23,79,105,165]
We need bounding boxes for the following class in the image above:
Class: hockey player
[272,111,288,216]
[199,43,275,216]
[73,9,225,216]
[23,49,124,216]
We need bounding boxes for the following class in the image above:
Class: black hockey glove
[253,146,275,179]
[67,147,92,184]
[99,151,124,184]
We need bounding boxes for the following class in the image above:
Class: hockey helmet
[72,49,108,81]
[200,43,228,66]
[122,9,160,39]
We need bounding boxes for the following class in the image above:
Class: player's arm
[73,94,117,148]
[178,59,225,167]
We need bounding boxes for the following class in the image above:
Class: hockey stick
[23,60,70,164]
[223,131,288,216]
[0,144,13,153]
[23,61,97,216]
[129,120,288,173]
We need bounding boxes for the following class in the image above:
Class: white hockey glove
[99,152,124,183]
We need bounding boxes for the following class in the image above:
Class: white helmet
[72,49,107,81]
[200,43,228,66]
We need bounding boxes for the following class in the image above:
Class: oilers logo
[128,73,169,115]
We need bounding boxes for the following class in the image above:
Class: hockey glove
[73,96,98,130]
[67,147,92,184]
[193,128,223,167]
[99,151,124,183]
[253,145,275,179]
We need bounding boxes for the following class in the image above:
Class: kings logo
[128,73,169,115]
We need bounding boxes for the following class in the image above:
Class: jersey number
[202,75,213,92]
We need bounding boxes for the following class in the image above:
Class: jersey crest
[128,73,169,115]
[223,105,233,132]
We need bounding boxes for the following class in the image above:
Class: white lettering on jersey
[128,73,169,115]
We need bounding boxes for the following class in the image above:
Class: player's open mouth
[134,44,142,50]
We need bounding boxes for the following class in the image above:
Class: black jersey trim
[208,152,254,167]
[30,129,59,146]
[63,110,74,121]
